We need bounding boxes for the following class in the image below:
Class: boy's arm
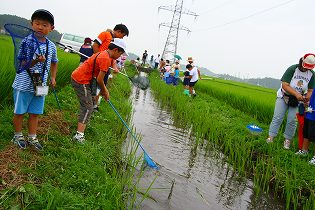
[50,62,58,87]
[197,68,201,79]
[97,71,109,101]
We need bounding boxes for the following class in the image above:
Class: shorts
[303,118,315,142]
[189,80,198,87]
[13,89,45,114]
[71,79,93,124]
[183,78,190,86]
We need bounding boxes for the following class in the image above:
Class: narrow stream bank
[128,84,285,210]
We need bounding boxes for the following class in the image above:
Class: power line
[200,0,234,15]
[194,0,297,32]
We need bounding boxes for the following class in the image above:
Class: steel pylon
[159,0,198,63]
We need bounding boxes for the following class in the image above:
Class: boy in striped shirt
[12,9,58,150]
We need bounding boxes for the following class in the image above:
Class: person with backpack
[79,37,93,65]
[71,39,128,143]
[267,53,315,149]
[92,24,129,111]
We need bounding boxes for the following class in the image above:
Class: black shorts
[183,78,190,86]
[303,118,315,142]
[189,80,198,87]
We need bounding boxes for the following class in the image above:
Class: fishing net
[4,24,45,73]
[4,24,41,73]
[131,76,150,90]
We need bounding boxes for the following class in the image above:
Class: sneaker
[27,137,43,151]
[12,135,27,149]
[93,106,99,113]
[73,133,85,144]
[266,137,273,143]
[295,150,309,156]
[309,156,315,165]
[283,139,291,150]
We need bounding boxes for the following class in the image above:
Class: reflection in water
[128,85,285,210]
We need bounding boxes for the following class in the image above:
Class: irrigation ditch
[126,74,287,209]
[126,71,315,210]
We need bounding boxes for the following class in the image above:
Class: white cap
[111,38,128,56]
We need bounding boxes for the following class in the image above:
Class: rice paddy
[149,71,315,210]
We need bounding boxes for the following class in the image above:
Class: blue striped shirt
[12,34,58,92]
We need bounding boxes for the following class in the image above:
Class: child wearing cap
[294,54,315,165]
[92,24,129,111]
[267,53,315,150]
[79,37,93,65]
[71,38,128,143]
[12,9,58,151]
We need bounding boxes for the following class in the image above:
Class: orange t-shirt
[95,31,113,52]
[71,51,113,84]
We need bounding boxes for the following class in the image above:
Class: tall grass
[0,34,80,105]
[197,78,276,124]
[0,35,155,208]
[149,71,315,210]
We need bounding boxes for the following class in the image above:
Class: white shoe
[283,139,291,150]
[73,133,85,144]
[266,137,273,143]
[295,150,308,156]
[309,156,315,165]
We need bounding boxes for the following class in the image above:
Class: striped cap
[302,53,315,70]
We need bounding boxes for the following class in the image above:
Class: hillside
[217,74,281,90]
[0,14,61,42]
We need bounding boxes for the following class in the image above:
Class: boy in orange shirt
[71,38,128,143]
[92,24,129,110]
[92,24,129,52]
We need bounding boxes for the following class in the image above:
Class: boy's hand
[113,66,120,73]
[50,78,56,87]
[101,90,110,101]
[36,54,46,63]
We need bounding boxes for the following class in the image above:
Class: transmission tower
[159,0,198,63]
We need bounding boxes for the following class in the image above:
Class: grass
[149,71,315,210]
[0,33,155,208]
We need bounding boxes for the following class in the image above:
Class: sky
[1,0,315,79]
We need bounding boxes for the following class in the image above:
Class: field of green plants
[0,34,147,209]
[149,72,315,210]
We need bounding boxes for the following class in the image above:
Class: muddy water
[129,86,285,210]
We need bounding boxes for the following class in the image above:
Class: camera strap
[26,38,49,85]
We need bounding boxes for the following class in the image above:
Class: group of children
[9,9,315,166]
[11,9,129,149]
[158,56,201,97]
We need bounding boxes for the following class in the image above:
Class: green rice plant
[197,77,276,124]
[0,59,156,208]
[149,71,315,209]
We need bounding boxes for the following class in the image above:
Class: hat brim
[302,62,315,69]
